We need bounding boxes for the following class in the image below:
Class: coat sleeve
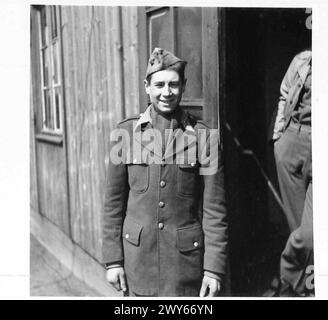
[272,55,298,140]
[200,129,228,276]
[102,128,129,264]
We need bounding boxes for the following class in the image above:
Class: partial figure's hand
[106,267,127,292]
[199,275,221,297]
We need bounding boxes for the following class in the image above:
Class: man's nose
[162,84,172,96]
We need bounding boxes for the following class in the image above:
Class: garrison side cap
[145,47,187,79]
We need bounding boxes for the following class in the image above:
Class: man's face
[144,70,186,114]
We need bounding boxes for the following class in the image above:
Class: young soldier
[102,48,228,297]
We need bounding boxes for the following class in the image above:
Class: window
[37,6,63,134]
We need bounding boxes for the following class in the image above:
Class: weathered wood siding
[30,80,39,213]
[60,6,140,260]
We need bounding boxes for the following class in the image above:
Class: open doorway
[222,8,312,296]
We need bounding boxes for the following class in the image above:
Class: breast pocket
[127,163,149,193]
[177,163,199,197]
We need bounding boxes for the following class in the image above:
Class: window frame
[37,5,63,136]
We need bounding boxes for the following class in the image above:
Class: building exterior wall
[31,6,141,262]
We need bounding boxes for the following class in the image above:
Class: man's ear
[144,79,150,94]
[182,78,187,93]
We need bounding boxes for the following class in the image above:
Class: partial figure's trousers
[274,122,314,296]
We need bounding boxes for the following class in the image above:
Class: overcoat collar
[134,104,194,133]
[132,104,196,163]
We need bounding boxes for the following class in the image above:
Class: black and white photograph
[1,0,328,301]
[28,4,315,297]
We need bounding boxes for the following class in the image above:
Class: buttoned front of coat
[102,107,227,296]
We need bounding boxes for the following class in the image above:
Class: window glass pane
[51,6,58,39]
[43,90,49,128]
[43,90,48,128]
[55,88,61,130]
[43,89,54,130]
[148,9,173,53]
[176,7,203,99]
[42,48,49,87]
[53,41,59,84]
[40,7,47,46]
[48,92,54,130]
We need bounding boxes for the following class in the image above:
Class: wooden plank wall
[30,8,39,215]
[60,6,140,261]
[30,80,39,213]
[30,10,39,214]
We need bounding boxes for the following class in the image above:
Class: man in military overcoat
[102,48,228,297]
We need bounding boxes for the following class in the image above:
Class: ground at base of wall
[30,234,101,297]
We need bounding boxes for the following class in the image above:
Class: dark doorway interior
[222,8,312,296]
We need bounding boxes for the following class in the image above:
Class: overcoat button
[158,222,164,230]
[193,241,199,247]
[125,234,130,239]
[158,201,165,208]
[160,180,166,187]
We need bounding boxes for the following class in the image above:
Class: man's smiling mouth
[159,99,174,103]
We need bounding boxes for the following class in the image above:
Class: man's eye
[154,82,164,87]
[170,83,180,88]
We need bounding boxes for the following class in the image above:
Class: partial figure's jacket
[273,50,312,141]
